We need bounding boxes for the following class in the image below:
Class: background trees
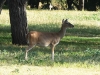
[26,0,100,11]
[1,0,100,11]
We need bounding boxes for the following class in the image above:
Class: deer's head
[62,19,74,28]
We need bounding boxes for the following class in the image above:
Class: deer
[25,19,74,61]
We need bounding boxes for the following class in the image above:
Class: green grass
[0,10,100,74]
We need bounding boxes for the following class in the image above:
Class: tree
[0,0,6,14]
[79,0,84,10]
[28,0,39,8]
[88,0,97,11]
[8,0,28,45]
[71,0,84,10]
[67,0,73,10]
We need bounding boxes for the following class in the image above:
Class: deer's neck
[58,25,67,39]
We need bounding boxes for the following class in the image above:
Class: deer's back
[28,31,60,47]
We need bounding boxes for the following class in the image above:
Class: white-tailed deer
[25,19,74,60]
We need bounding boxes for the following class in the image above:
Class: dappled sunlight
[0,10,100,74]
[0,10,10,25]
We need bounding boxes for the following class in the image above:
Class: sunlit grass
[0,9,100,75]
[0,65,100,75]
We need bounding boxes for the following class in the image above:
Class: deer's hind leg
[25,44,35,60]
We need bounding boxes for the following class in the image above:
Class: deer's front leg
[51,45,55,61]
[25,49,29,60]
[25,45,34,60]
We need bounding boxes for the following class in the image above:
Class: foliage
[2,0,100,11]
[51,0,66,9]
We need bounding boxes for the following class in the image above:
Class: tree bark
[8,0,28,45]
[79,0,84,10]
[0,0,6,14]
[88,0,96,11]
[72,0,84,10]
[28,0,39,8]
[72,1,80,10]
[67,0,73,10]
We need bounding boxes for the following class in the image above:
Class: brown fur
[25,19,74,60]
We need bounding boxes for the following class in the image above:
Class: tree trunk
[28,0,39,9]
[8,0,28,45]
[0,0,6,14]
[79,0,84,10]
[67,0,73,10]
[84,0,88,10]
[88,0,96,11]
[72,1,80,10]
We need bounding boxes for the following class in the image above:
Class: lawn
[0,10,100,75]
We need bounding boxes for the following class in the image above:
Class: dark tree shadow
[0,24,100,66]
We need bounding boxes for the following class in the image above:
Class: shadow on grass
[0,42,100,66]
[0,24,100,66]
[0,23,100,40]
[0,24,10,32]
[28,24,100,37]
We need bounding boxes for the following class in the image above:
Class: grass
[0,10,100,75]
[1,65,100,75]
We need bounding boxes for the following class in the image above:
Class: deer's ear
[65,19,69,23]
[62,19,64,23]
[65,19,68,21]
